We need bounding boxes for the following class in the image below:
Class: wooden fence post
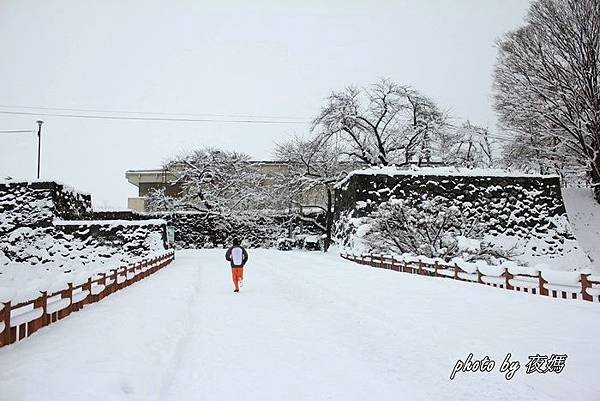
[113,267,121,292]
[0,301,11,346]
[504,268,513,290]
[581,274,593,302]
[40,291,48,325]
[119,266,126,289]
[126,265,133,286]
[110,269,118,294]
[31,291,47,335]
[434,261,439,277]
[418,259,423,275]
[453,263,459,280]
[538,271,549,296]
[100,273,107,299]
[124,265,130,286]
[477,268,483,284]
[59,283,73,320]
[83,278,92,306]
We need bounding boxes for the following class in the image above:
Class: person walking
[225,238,248,293]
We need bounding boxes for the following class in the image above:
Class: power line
[0,104,311,121]
[0,129,33,134]
[0,110,310,125]
[0,106,526,140]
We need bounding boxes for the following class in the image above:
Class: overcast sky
[0,0,530,208]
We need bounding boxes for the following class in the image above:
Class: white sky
[0,0,530,208]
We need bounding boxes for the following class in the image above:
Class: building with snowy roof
[126,160,364,212]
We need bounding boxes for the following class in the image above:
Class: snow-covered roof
[335,166,559,188]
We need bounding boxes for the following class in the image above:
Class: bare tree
[493,0,600,202]
[312,78,449,166]
[501,124,580,181]
[274,135,348,251]
[402,88,449,165]
[441,121,495,168]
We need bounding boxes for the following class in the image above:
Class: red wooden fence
[0,250,175,348]
[340,252,600,303]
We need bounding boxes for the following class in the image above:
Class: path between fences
[3,249,597,349]
[341,253,600,303]
[0,250,176,347]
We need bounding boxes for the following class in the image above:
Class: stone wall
[0,182,92,234]
[0,181,166,268]
[334,167,590,269]
[56,220,166,258]
[90,210,324,249]
[0,180,323,269]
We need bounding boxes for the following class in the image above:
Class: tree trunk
[324,187,333,252]
[590,122,600,204]
[592,151,600,205]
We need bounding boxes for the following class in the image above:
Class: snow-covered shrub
[277,237,293,251]
[303,235,321,251]
[365,195,486,259]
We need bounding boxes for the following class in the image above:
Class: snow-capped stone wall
[334,167,590,270]
[0,181,167,269]
[0,181,92,234]
[92,210,323,249]
[156,211,280,248]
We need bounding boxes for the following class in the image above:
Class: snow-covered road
[1,249,599,401]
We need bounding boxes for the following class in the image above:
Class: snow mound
[563,188,600,269]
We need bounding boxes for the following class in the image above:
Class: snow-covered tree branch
[312,78,450,166]
[493,0,600,202]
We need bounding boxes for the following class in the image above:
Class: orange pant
[232,267,244,290]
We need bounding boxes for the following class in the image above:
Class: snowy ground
[563,188,600,269]
[1,249,599,401]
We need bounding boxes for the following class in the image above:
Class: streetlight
[36,120,43,179]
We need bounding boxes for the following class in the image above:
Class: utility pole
[36,120,44,179]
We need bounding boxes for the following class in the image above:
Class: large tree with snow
[312,78,449,166]
[146,147,273,216]
[274,135,349,251]
[146,147,281,246]
[493,0,600,202]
